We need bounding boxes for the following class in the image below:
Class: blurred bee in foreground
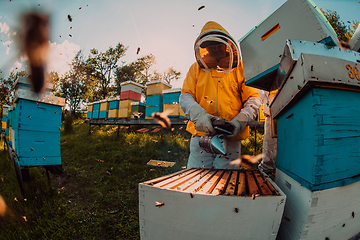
[20,12,50,93]
[0,194,7,218]
[152,109,173,128]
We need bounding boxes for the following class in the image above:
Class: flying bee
[21,12,49,93]
[67,14,72,22]
[0,195,7,217]
[152,109,173,128]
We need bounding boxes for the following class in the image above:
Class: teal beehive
[9,77,65,180]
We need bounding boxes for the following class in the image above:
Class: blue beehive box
[276,87,360,191]
[92,103,100,119]
[145,106,163,118]
[86,111,93,119]
[10,78,65,169]
[163,88,181,104]
[108,99,120,109]
[99,111,108,119]
[146,95,163,107]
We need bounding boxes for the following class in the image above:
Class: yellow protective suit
[181,21,260,141]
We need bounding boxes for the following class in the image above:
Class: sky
[0,0,358,89]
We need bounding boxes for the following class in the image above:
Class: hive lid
[162,88,182,94]
[15,88,65,106]
[146,80,172,88]
[239,0,339,91]
[120,80,144,88]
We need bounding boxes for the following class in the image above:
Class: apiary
[139,168,286,240]
[146,80,171,96]
[239,0,338,91]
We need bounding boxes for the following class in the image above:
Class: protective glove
[227,113,248,139]
[188,104,217,134]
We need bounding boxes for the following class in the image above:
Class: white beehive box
[139,168,286,240]
[239,0,339,91]
[120,81,144,94]
[276,169,360,240]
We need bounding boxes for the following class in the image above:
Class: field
[0,119,263,239]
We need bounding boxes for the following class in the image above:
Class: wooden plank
[162,169,210,190]
[211,170,231,195]
[137,128,149,133]
[197,170,224,194]
[183,170,217,193]
[254,171,273,196]
[237,172,247,196]
[223,171,238,196]
[151,128,161,133]
[149,168,198,187]
[246,171,260,196]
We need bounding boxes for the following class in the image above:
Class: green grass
[0,120,263,239]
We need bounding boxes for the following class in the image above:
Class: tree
[321,8,358,42]
[0,70,28,114]
[113,63,137,96]
[86,43,128,99]
[133,54,156,86]
[58,51,90,115]
[162,67,181,84]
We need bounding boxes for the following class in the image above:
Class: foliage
[86,43,128,100]
[113,63,137,96]
[0,121,263,239]
[320,8,358,42]
[56,51,91,115]
[0,70,28,115]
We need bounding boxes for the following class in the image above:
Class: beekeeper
[180,21,261,169]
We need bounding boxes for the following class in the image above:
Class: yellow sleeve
[181,63,199,96]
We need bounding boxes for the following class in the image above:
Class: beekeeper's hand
[189,104,217,134]
[227,113,248,139]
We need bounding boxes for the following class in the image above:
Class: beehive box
[120,80,144,94]
[108,99,120,110]
[86,111,92,119]
[87,104,93,112]
[163,103,186,118]
[99,100,109,111]
[119,99,137,109]
[108,109,119,119]
[2,105,10,133]
[130,102,146,119]
[163,88,181,104]
[99,111,108,119]
[10,95,64,168]
[276,169,360,240]
[145,95,163,107]
[276,87,360,191]
[118,108,131,118]
[120,90,141,101]
[139,168,286,240]
[239,0,338,91]
[145,105,163,118]
[92,103,100,119]
[146,80,171,96]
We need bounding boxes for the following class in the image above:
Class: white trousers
[187,135,242,169]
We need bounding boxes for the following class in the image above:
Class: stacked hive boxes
[162,88,185,118]
[92,102,100,119]
[119,81,144,118]
[9,77,65,180]
[108,98,120,119]
[130,102,146,119]
[2,105,10,140]
[86,103,93,119]
[99,99,109,119]
[145,80,171,119]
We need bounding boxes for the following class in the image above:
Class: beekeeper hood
[194,21,240,70]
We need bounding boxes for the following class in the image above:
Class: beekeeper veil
[194,21,240,70]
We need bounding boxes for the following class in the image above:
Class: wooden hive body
[139,168,286,240]
[276,169,360,240]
